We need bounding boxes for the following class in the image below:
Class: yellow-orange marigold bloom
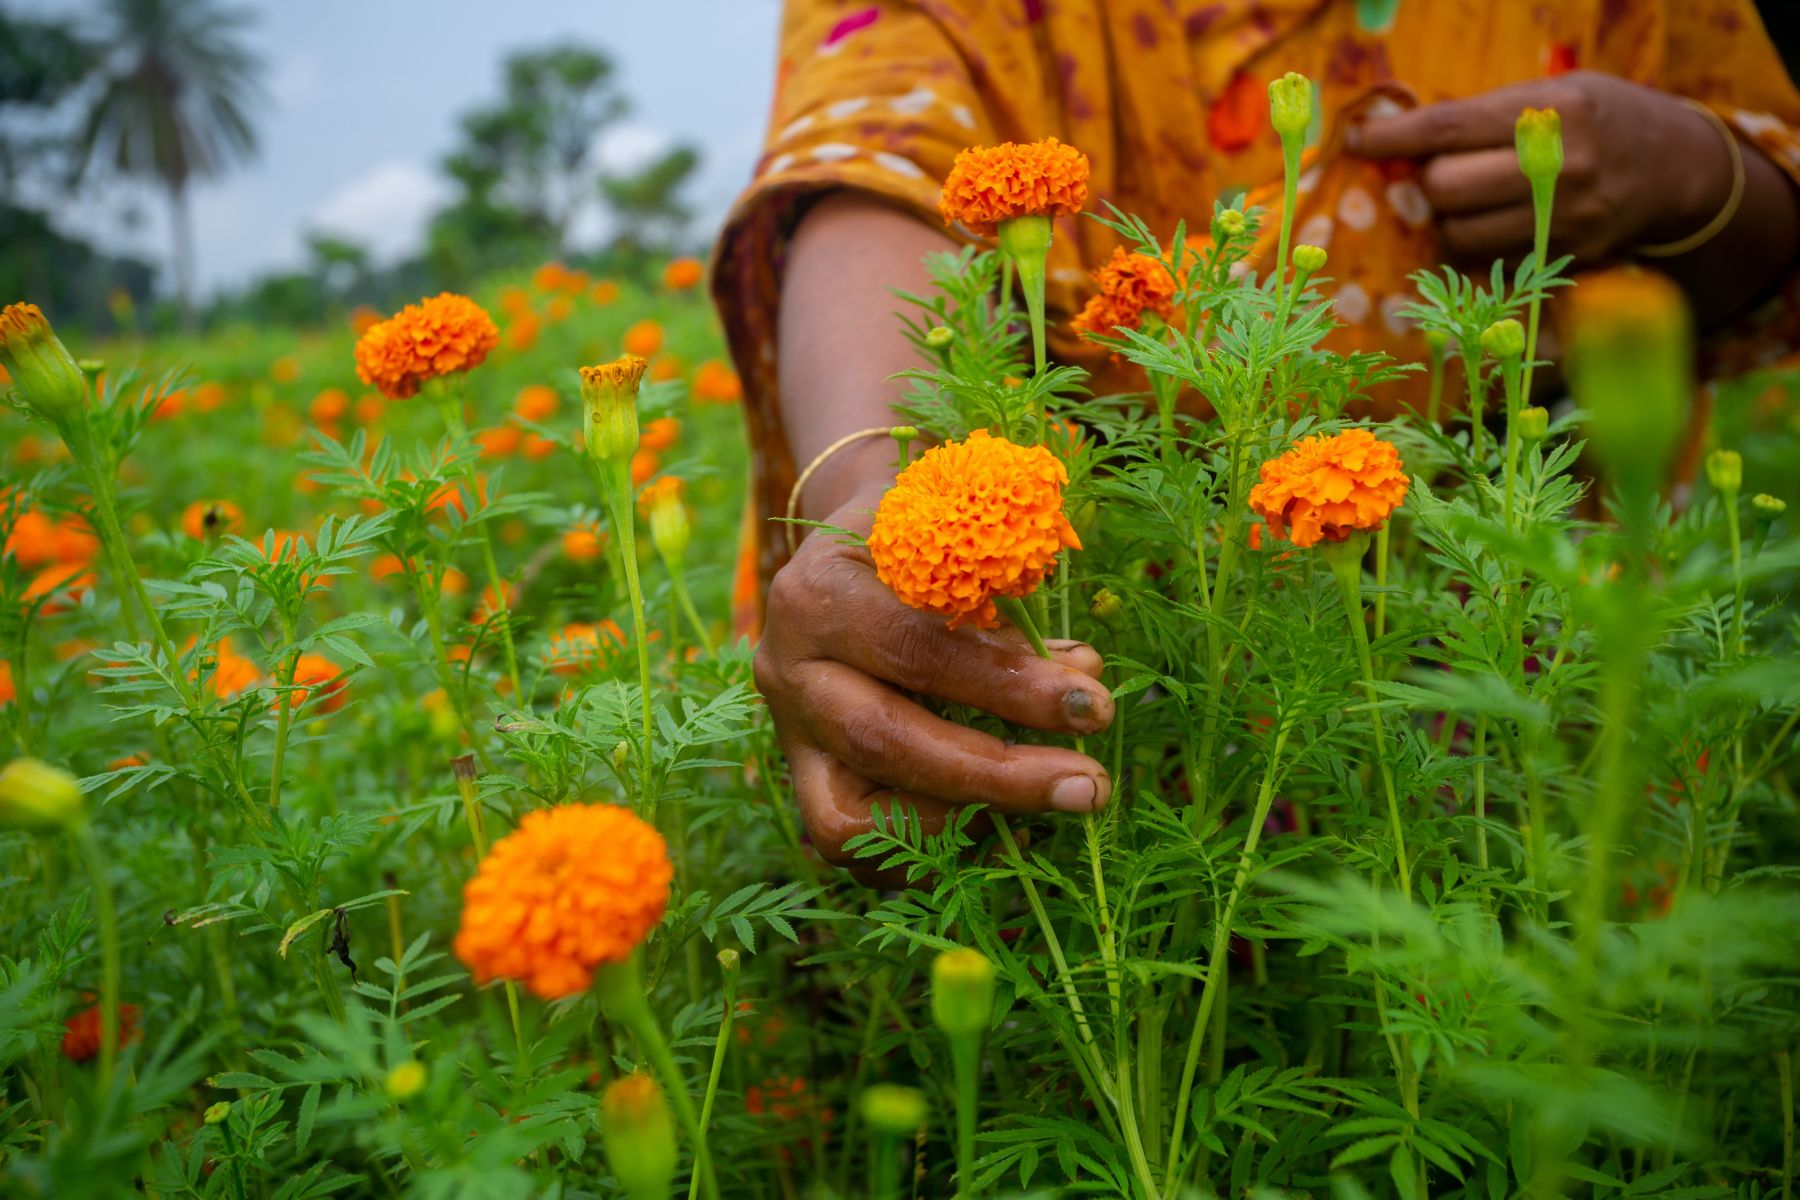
[1071,248,1177,342]
[692,359,742,404]
[938,137,1091,237]
[181,500,243,541]
[639,416,680,453]
[561,524,608,563]
[309,387,350,425]
[354,294,499,400]
[280,653,347,713]
[622,320,664,359]
[1248,428,1409,549]
[662,257,703,290]
[454,803,672,999]
[514,384,558,423]
[532,262,568,292]
[868,429,1080,630]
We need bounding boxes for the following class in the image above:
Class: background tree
[74,0,263,320]
[599,143,701,259]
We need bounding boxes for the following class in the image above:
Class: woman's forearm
[778,191,958,522]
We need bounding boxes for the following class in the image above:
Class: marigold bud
[1515,107,1564,187]
[1090,587,1125,628]
[1705,449,1742,496]
[0,757,84,829]
[1566,268,1689,489]
[1516,406,1550,443]
[1291,244,1327,274]
[931,947,995,1040]
[579,355,647,468]
[203,1101,232,1126]
[639,476,691,565]
[0,304,87,424]
[1423,328,1450,354]
[1752,493,1786,517]
[599,1073,677,1200]
[717,948,739,973]
[860,1084,927,1137]
[1214,209,1247,238]
[1268,72,1313,141]
[612,741,630,772]
[1481,318,1526,361]
[924,326,954,349]
[386,1060,427,1100]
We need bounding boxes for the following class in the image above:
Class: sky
[11,0,784,296]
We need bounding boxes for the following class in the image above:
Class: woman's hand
[754,483,1115,885]
[1348,71,1734,266]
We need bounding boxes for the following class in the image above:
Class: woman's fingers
[1420,148,1532,215]
[794,658,1112,815]
[1440,203,1535,263]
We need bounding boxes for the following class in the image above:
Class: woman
[709,0,1800,876]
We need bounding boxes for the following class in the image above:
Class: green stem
[267,617,300,811]
[997,216,1052,438]
[670,570,716,657]
[1329,548,1412,898]
[951,1033,980,1199]
[990,817,1103,1069]
[1725,498,1745,658]
[73,821,120,1090]
[601,474,657,810]
[687,965,738,1200]
[1273,140,1302,316]
[1424,343,1446,427]
[435,385,525,704]
[600,959,721,1200]
[1521,176,1554,407]
[1501,356,1525,532]
[1164,721,1293,1189]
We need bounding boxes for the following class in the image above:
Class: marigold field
[4,76,1800,1200]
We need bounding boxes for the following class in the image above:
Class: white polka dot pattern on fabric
[1228,260,1253,281]
[1334,282,1371,324]
[872,151,925,178]
[1337,187,1377,232]
[1380,294,1415,335]
[949,104,976,129]
[890,86,936,116]
[1732,108,1786,140]
[764,152,796,177]
[1298,166,1322,195]
[776,114,816,143]
[825,97,870,120]
[1297,213,1334,248]
[1385,180,1431,228]
[810,143,859,163]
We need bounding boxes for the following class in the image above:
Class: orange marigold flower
[692,359,742,404]
[561,524,609,563]
[453,803,672,999]
[309,387,350,425]
[631,449,659,488]
[271,356,301,385]
[191,639,261,701]
[547,620,625,675]
[868,429,1081,630]
[354,294,500,400]
[281,653,347,713]
[476,424,522,459]
[499,286,531,315]
[520,432,557,460]
[181,500,243,541]
[25,561,94,611]
[514,384,558,423]
[1071,247,1177,343]
[639,416,680,453]
[622,320,664,359]
[62,1002,141,1062]
[662,257,703,290]
[191,381,227,412]
[938,137,1091,236]
[507,313,541,354]
[1248,428,1409,549]
[590,280,620,307]
[0,660,13,707]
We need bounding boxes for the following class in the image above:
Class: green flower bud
[924,326,954,349]
[203,1101,232,1126]
[0,304,87,425]
[0,758,84,829]
[1090,587,1125,628]
[1268,72,1314,141]
[1752,493,1786,517]
[1480,318,1526,361]
[1423,328,1450,355]
[1291,244,1327,274]
[599,1073,678,1200]
[611,741,630,773]
[717,948,739,973]
[640,476,692,566]
[1214,209,1247,239]
[1515,107,1564,187]
[579,355,647,468]
[1516,406,1550,443]
[385,1060,427,1100]
[1566,268,1690,490]
[1705,449,1743,496]
[860,1084,927,1137]
[930,947,995,1040]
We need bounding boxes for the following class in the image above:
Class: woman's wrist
[1642,96,1740,248]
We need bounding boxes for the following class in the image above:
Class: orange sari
[711,0,1800,631]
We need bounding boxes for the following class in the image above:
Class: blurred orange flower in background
[649,355,684,383]
[63,1002,141,1062]
[639,416,680,453]
[271,356,301,384]
[561,524,608,563]
[349,306,382,336]
[590,280,620,306]
[0,661,12,707]
[181,499,244,541]
[476,424,522,459]
[309,387,350,426]
[547,620,625,675]
[513,385,557,423]
[622,319,663,359]
[282,653,347,713]
[453,802,672,999]
[191,381,227,412]
[354,294,499,400]
[662,257,703,290]
[506,312,541,354]
[546,295,574,323]
[692,360,742,404]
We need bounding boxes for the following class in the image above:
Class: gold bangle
[1635,98,1746,259]
[783,426,897,555]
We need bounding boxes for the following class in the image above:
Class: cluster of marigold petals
[547,620,625,676]
[353,293,499,400]
[867,430,1080,630]
[281,653,347,713]
[1247,428,1409,549]
[6,502,99,612]
[937,137,1091,236]
[453,803,673,999]
[1071,247,1178,344]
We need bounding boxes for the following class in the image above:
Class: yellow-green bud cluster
[931,947,996,1040]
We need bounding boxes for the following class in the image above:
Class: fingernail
[1063,688,1095,722]
[1050,775,1098,813]
[1345,124,1364,151]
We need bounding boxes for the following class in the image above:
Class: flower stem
[1327,546,1411,899]
[598,957,720,1200]
[686,964,738,1200]
[601,478,658,809]
[434,385,525,704]
[72,820,120,1090]
[950,1032,980,1199]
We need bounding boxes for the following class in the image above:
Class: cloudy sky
[14,0,783,295]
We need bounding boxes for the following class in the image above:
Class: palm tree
[75,0,262,318]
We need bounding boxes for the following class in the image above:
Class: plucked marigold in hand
[454,803,672,999]
[938,138,1090,236]
[868,430,1081,630]
[353,294,499,400]
[1071,247,1177,343]
[1248,428,1409,548]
